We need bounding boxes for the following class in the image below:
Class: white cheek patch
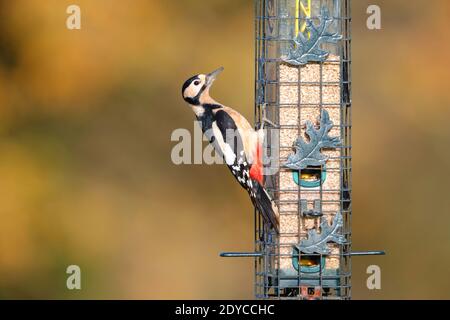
[185,85,198,99]
[212,122,236,166]
[185,76,205,100]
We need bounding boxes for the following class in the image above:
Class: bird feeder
[252,0,352,300]
[221,0,384,300]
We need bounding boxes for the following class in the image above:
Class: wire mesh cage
[255,0,352,300]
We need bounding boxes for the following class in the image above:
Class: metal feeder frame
[221,0,384,300]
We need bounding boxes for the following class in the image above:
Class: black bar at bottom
[0,300,445,319]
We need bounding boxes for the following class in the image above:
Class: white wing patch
[212,121,236,166]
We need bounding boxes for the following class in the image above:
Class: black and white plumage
[181,68,279,231]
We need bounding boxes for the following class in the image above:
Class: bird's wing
[212,110,253,189]
[221,106,259,164]
[212,110,246,166]
[213,109,279,232]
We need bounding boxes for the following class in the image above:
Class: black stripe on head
[182,75,208,106]
[182,75,199,95]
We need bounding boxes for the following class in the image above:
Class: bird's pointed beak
[206,67,224,87]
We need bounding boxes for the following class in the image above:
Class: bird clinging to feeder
[181,67,279,232]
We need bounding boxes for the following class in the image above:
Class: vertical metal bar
[263,0,269,299]
[318,0,325,299]
[275,0,282,301]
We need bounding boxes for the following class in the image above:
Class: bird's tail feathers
[251,181,279,233]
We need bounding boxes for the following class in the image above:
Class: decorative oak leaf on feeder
[296,212,346,255]
[284,109,341,171]
[283,6,342,66]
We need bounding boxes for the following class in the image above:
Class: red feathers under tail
[250,144,263,184]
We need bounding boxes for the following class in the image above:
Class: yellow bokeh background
[0,0,450,299]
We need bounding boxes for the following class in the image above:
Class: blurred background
[0,0,449,299]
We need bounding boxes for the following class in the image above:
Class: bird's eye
[194,80,201,86]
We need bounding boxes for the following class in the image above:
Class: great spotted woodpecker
[182,67,279,232]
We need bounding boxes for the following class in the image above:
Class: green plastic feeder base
[293,166,327,188]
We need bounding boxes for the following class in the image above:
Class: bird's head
[182,67,224,106]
